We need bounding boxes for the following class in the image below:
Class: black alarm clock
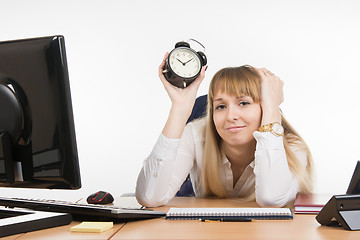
[162,39,207,88]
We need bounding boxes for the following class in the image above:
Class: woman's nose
[227,105,240,121]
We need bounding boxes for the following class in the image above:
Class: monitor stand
[0,207,72,237]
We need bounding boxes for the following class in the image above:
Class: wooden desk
[111,197,360,240]
[3,197,360,239]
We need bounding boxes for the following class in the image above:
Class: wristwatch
[258,122,284,136]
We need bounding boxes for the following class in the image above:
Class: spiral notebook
[166,207,293,220]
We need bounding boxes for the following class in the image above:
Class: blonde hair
[201,65,314,198]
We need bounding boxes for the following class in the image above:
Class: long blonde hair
[201,65,314,198]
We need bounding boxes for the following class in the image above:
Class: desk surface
[3,197,360,239]
[111,197,360,240]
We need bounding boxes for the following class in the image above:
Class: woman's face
[212,91,262,147]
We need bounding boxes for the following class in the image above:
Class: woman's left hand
[256,68,284,124]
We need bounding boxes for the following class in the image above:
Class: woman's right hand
[158,52,206,112]
[159,52,207,139]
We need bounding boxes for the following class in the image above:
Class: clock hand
[184,58,194,65]
[176,58,185,65]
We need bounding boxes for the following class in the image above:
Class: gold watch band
[258,124,272,132]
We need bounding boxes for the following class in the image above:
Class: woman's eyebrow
[214,95,252,103]
[236,95,251,100]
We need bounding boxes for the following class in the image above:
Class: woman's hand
[256,68,284,125]
[158,52,206,112]
[159,52,207,139]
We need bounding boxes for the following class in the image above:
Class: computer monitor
[0,35,81,237]
[346,161,360,194]
[0,35,81,189]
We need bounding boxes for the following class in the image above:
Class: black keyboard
[0,197,165,221]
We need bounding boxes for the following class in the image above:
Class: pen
[200,218,252,222]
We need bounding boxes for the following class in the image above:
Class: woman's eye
[215,104,226,110]
[239,101,250,106]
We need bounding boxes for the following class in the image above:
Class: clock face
[168,47,201,79]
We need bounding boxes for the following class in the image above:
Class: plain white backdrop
[0,0,360,201]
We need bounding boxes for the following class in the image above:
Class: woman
[135,53,313,207]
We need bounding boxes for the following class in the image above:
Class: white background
[0,0,360,201]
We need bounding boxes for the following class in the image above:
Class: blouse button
[153,172,158,177]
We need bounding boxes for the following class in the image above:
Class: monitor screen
[346,161,360,194]
[0,35,81,189]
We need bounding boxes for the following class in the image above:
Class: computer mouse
[86,191,114,204]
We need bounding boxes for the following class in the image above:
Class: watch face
[272,122,284,136]
[168,47,201,79]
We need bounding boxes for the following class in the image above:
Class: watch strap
[258,123,272,133]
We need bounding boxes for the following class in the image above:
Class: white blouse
[136,118,307,207]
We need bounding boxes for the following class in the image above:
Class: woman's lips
[226,125,245,132]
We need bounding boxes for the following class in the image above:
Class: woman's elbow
[135,195,163,208]
[256,190,289,207]
[135,188,170,208]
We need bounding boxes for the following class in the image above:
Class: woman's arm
[253,68,303,207]
[159,53,206,138]
[135,125,197,207]
[135,54,206,207]
[253,132,306,207]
